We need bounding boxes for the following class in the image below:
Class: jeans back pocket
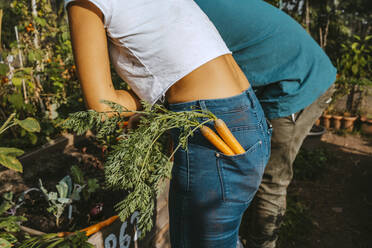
[216,139,265,204]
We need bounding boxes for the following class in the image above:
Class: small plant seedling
[70,165,100,201]
[39,176,83,227]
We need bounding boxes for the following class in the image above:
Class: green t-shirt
[195,0,337,119]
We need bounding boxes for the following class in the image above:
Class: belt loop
[198,100,209,122]
[199,100,207,111]
[246,88,256,109]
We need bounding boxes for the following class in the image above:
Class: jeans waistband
[165,86,257,112]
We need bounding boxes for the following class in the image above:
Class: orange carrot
[57,231,72,238]
[117,121,129,128]
[57,215,119,238]
[80,215,119,236]
[214,119,245,155]
[200,125,235,156]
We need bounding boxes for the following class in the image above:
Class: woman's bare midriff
[166,54,250,104]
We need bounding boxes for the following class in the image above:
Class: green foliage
[0,0,85,149]
[70,165,100,201]
[0,192,27,246]
[337,35,372,80]
[278,197,314,247]
[15,117,41,132]
[63,101,216,237]
[264,0,371,66]
[19,231,94,248]
[293,147,329,180]
[0,150,23,172]
[0,113,40,172]
[0,238,12,248]
[334,35,372,114]
[0,193,14,215]
[39,176,83,227]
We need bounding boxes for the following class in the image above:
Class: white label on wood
[119,221,131,248]
[130,211,141,241]
[105,233,117,248]
[103,212,141,248]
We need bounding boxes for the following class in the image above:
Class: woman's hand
[127,113,143,130]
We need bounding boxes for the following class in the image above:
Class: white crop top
[65,0,231,104]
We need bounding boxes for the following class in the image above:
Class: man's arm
[67,1,140,115]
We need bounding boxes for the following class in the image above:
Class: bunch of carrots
[55,120,238,240]
[200,119,245,155]
[118,118,244,156]
[54,120,238,241]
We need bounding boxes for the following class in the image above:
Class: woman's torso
[166,54,250,104]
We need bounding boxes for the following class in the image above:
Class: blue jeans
[167,87,272,248]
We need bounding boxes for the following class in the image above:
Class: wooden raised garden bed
[0,133,170,247]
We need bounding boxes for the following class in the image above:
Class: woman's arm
[67,1,140,115]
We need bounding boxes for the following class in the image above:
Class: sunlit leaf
[15,118,40,132]
[34,17,47,27]
[34,50,44,61]
[352,64,358,75]
[351,42,358,50]
[27,51,36,62]
[2,192,13,202]
[12,77,23,87]
[0,64,9,76]
[23,67,33,74]
[0,201,12,215]
[0,147,24,157]
[62,31,69,41]
[0,238,12,248]
[0,154,23,172]
[7,94,24,110]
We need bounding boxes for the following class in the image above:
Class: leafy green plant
[63,101,216,236]
[19,231,94,248]
[39,176,83,228]
[0,113,40,172]
[293,148,330,180]
[335,35,372,115]
[278,196,314,248]
[0,0,84,149]
[70,165,100,201]
[0,192,27,247]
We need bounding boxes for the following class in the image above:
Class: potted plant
[335,35,372,132]
[322,111,332,129]
[360,114,372,135]
[325,105,343,130]
[332,114,343,130]
[342,112,358,132]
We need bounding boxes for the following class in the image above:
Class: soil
[0,135,122,234]
[278,132,372,248]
